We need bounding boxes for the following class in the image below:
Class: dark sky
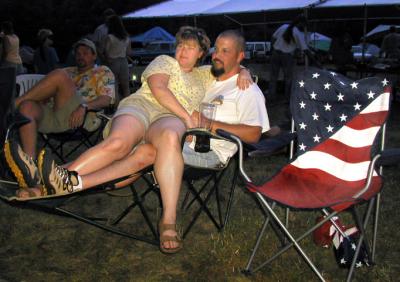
[0,0,166,59]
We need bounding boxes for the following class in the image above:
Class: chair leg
[249,193,343,281]
[54,206,158,245]
[372,192,380,263]
[346,197,375,282]
[223,163,239,227]
[182,175,214,212]
[182,179,222,238]
[243,206,274,275]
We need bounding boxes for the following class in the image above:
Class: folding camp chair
[16,74,109,162]
[39,111,108,162]
[219,67,399,281]
[0,118,162,245]
[179,128,240,239]
[0,67,17,179]
[0,166,161,245]
[1,75,162,245]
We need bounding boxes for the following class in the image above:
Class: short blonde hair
[175,26,211,61]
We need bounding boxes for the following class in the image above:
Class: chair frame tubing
[25,171,161,246]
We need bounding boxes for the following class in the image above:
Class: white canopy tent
[196,0,319,15]
[365,24,400,40]
[318,0,400,8]
[123,0,399,19]
[123,0,228,18]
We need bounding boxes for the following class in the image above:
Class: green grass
[0,102,399,281]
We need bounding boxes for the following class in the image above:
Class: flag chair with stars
[219,67,399,281]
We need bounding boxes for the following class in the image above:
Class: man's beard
[211,60,225,78]
[76,61,86,69]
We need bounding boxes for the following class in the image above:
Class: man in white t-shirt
[183,30,271,168]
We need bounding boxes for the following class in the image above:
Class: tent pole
[362,4,368,66]
[304,8,309,69]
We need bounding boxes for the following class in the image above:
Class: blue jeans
[268,50,295,100]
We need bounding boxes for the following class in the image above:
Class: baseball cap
[73,38,97,55]
[37,29,53,41]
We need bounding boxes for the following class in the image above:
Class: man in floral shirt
[7,39,115,188]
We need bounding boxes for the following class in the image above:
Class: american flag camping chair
[223,67,394,281]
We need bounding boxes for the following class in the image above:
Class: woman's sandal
[158,221,183,254]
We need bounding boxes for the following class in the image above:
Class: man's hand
[69,105,86,129]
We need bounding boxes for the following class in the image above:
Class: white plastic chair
[16,74,45,96]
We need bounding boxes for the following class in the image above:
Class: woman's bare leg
[76,144,156,189]
[146,116,186,250]
[17,115,147,198]
[67,114,145,175]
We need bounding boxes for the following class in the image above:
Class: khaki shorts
[38,94,100,133]
[103,95,176,138]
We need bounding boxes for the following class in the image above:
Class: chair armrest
[215,128,240,142]
[217,129,296,157]
[375,148,400,167]
[248,132,296,157]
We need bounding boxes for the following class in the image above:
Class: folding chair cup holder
[219,67,400,281]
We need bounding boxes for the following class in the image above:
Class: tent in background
[130,26,175,43]
[307,32,332,51]
[124,0,228,18]
[123,0,400,19]
[365,24,400,40]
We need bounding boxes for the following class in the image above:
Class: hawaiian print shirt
[64,65,115,103]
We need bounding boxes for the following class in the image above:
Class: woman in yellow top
[14,26,251,253]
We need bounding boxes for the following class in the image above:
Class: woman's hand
[237,68,253,90]
[191,110,200,127]
[183,114,196,129]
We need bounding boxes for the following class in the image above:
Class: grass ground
[0,89,399,282]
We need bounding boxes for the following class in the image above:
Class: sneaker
[38,149,81,196]
[4,140,40,188]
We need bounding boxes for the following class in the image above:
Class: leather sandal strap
[159,223,177,234]
[160,234,182,244]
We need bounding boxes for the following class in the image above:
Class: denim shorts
[182,142,221,169]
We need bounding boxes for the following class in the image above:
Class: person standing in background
[380,26,400,60]
[1,21,24,74]
[329,27,354,75]
[92,8,115,64]
[33,29,59,74]
[268,15,308,102]
[104,15,131,102]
